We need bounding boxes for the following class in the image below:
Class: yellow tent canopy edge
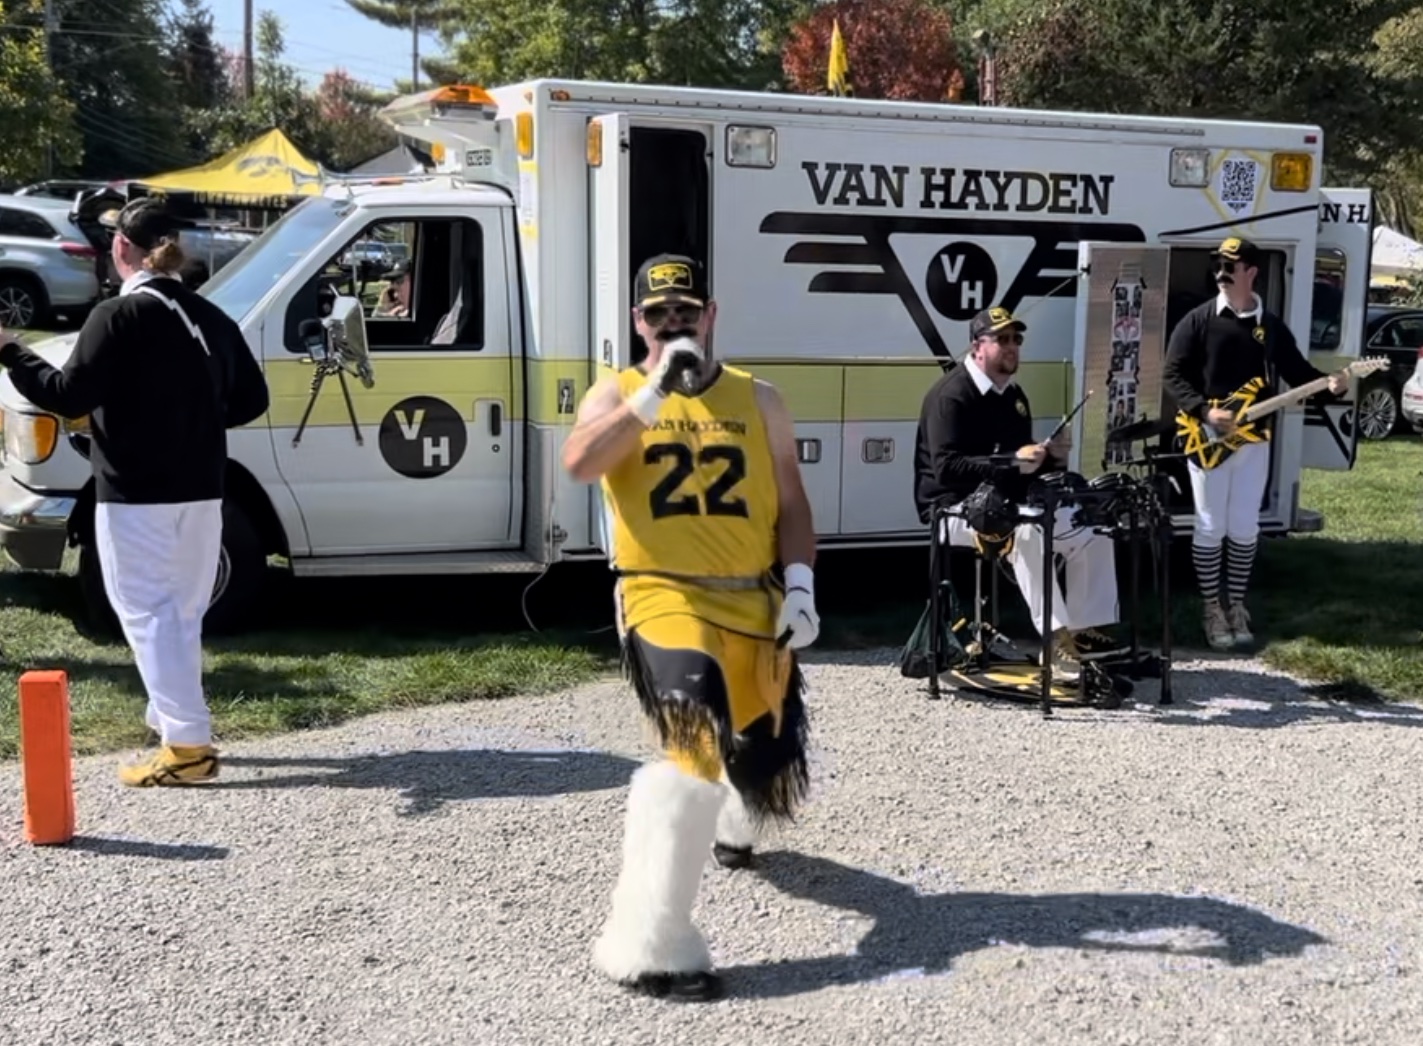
[133,128,327,205]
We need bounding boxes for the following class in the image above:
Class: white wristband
[784,562,814,596]
[626,383,665,427]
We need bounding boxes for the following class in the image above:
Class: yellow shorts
[623,612,810,821]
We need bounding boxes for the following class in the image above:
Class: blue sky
[202,0,449,92]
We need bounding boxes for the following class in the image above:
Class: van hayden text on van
[801,162,1115,217]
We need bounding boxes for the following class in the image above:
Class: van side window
[283,216,485,353]
[1311,248,1346,352]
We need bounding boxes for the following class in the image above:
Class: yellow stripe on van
[266,354,1074,430]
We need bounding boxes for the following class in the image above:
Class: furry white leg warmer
[715,775,758,851]
[592,760,725,981]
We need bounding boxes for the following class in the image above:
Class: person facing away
[0,196,270,787]
[561,253,820,1003]
[1161,235,1348,652]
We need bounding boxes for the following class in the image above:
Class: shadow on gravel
[212,748,639,816]
[724,851,1327,999]
[61,835,230,861]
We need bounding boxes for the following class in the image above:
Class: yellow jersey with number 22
[601,363,781,637]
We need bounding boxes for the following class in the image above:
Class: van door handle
[486,400,502,437]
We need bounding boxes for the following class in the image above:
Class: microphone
[665,335,703,395]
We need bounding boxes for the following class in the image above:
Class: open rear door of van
[589,113,633,376]
[1303,187,1374,470]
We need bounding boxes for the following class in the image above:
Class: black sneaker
[1071,627,1129,661]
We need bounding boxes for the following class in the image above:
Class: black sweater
[0,275,270,504]
[1162,297,1335,429]
[913,363,1059,522]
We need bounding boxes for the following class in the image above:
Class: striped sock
[1226,539,1257,607]
[1193,540,1223,605]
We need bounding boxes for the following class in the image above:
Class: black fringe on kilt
[621,632,811,825]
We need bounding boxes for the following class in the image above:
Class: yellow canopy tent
[133,129,327,208]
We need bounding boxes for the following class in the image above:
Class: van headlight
[3,409,59,464]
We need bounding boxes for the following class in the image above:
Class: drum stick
[1046,389,1093,444]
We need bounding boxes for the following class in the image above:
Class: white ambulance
[0,80,1375,633]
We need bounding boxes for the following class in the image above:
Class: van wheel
[77,501,267,638]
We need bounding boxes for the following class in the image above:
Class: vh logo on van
[378,396,468,478]
[760,161,1148,358]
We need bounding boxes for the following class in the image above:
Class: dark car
[1357,304,1423,440]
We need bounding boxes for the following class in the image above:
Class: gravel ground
[3,647,1423,1046]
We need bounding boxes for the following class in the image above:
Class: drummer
[912,306,1127,675]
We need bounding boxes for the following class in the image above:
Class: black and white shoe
[623,970,724,1002]
[712,842,753,869]
[1071,628,1130,661]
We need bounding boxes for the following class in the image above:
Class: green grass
[0,436,1417,760]
[0,558,617,761]
[815,436,1423,703]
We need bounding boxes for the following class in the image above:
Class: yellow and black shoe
[118,744,220,788]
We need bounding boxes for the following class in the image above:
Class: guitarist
[1162,236,1349,651]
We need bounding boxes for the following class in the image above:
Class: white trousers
[1187,441,1269,545]
[940,508,1120,635]
[94,499,224,747]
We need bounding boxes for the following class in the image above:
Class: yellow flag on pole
[827,19,850,97]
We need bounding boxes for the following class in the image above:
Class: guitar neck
[1240,375,1330,422]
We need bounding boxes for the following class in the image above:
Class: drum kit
[924,411,1182,717]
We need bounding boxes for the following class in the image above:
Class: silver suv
[0,194,102,329]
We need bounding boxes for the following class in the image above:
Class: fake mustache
[655,327,697,342]
[1215,271,1233,285]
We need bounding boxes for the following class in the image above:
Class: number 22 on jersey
[645,442,749,519]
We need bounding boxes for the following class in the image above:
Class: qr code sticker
[1220,159,1258,214]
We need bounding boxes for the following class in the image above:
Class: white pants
[1187,441,1269,545]
[939,508,1120,635]
[95,500,224,747]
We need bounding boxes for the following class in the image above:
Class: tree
[315,69,399,170]
[209,13,326,161]
[436,0,803,91]
[47,0,181,178]
[0,0,81,186]
[968,0,1423,184]
[167,0,232,164]
[344,0,457,87]
[781,0,967,102]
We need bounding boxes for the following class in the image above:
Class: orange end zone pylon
[19,670,75,845]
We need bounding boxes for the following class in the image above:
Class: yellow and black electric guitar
[1175,356,1389,470]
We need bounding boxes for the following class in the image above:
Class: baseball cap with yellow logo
[634,253,708,309]
[969,306,1027,341]
[1212,236,1262,267]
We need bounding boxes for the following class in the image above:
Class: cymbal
[1108,416,1175,443]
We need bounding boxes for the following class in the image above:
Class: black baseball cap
[1212,236,1262,267]
[386,258,410,281]
[969,306,1027,341]
[634,254,707,309]
[99,197,186,251]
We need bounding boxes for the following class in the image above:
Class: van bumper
[0,473,75,570]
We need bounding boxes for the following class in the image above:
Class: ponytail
[144,237,185,276]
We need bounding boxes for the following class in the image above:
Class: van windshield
[200,197,348,323]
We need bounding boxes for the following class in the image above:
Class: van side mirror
[326,294,375,389]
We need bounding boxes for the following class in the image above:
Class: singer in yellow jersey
[563,254,819,1003]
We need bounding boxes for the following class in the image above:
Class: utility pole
[43,0,57,177]
[243,0,254,99]
[410,7,419,92]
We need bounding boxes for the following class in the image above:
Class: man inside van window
[913,306,1126,677]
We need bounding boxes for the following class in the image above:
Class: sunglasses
[640,303,703,326]
[983,331,1023,346]
[1214,259,1237,273]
